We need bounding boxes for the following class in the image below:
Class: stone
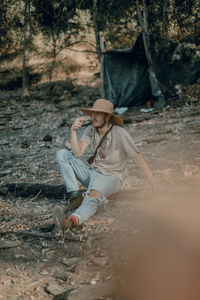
[62,257,80,266]
[54,282,115,300]
[45,283,65,295]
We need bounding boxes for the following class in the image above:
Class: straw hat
[80,99,123,126]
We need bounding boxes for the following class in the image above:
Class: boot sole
[39,223,55,232]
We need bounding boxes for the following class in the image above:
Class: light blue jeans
[56,149,121,224]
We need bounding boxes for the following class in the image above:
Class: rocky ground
[0,80,200,299]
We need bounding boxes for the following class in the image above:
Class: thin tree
[33,0,81,81]
[92,0,101,62]
[136,0,165,108]
[22,0,30,99]
[143,0,149,32]
[92,0,105,97]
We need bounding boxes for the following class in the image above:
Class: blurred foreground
[111,184,200,300]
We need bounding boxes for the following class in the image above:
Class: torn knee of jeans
[88,195,108,206]
[88,190,102,199]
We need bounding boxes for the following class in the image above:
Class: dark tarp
[103,33,200,107]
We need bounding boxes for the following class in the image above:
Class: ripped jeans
[56,149,122,224]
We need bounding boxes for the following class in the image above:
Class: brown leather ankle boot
[65,193,83,212]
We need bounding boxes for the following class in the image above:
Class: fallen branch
[0,240,21,249]
[0,230,83,242]
[143,137,167,144]
[30,189,41,201]
[0,182,68,199]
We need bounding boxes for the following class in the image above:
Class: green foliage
[171,0,200,44]
[32,0,81,42]
[71,0,138,48]
[0,0,24,59]
[75,0,136,32]
[0,0,199,70]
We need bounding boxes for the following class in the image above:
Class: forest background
[0,0,199,99]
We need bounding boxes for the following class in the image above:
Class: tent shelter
[102,34,200,108]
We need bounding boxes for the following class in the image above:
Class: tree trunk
[49,33,57,81]
[100,35,105,98]
[136,0,165,109]
[93,0,105,98]
[136,0,151,67]
[161,0,168,38]
[93,0,101,62]
[143,0,149,32]
[22,0,30,100]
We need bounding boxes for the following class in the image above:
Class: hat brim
[80,108,123,126]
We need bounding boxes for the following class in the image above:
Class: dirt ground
[0,77,200,299]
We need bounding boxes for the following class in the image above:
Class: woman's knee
[56,149,72,162]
